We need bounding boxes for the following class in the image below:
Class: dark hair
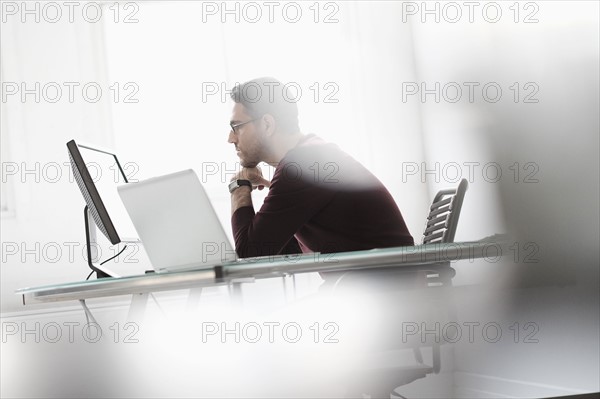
[230,77,300,134]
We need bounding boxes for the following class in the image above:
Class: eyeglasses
[230,118,260,134]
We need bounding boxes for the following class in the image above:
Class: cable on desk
[100,245,128,265]
[84,245,128,280]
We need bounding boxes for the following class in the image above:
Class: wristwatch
[228,179,252,193]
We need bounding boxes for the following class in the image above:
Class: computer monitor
[67,139,127,244]
[67,139,138,278]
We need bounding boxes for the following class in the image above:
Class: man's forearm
[230,186,253,216]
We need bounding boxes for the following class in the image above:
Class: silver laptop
[117,169,237,272]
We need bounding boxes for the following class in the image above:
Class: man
[228,77,414,259]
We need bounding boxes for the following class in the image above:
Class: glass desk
[16,239,507,305]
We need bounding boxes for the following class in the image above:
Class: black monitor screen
[67,139,128,245]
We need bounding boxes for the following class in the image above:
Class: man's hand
[230,166,271,216]
[231,166,271,191]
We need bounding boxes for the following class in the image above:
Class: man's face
[228,103,266,168]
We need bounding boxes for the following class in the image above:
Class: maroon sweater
[232,135,414,257]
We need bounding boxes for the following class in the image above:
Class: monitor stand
[84,206,119,279]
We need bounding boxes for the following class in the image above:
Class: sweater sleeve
[231,164,335,258]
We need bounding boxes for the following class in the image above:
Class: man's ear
[262,114,277,137]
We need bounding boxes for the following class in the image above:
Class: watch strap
[229,179,252,193]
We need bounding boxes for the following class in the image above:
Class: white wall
[1,7,140,315]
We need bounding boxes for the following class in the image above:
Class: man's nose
[227,130,236,144]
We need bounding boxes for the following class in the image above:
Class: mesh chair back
[422,179,468,244]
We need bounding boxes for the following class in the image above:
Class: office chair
[339,178,469,398]
[422,178,468,245]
